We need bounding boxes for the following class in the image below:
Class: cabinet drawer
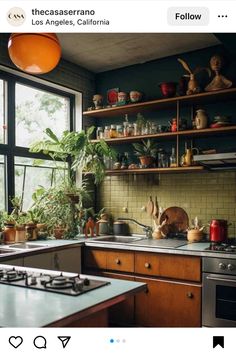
[107,251,134,273]
[135,252,201,282]
[84,248,107,270]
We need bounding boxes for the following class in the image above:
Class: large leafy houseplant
[29,126,116,184]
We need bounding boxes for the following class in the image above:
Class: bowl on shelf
[159,82,177,98]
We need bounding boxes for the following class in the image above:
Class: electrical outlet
[122,207,128,213]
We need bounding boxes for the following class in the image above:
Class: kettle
[209,219,228,242]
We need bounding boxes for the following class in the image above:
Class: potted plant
[132,139,158,167]
[29,126,117,185]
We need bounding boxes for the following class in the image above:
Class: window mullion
[6,79,15,211]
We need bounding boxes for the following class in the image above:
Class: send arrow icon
[57,336,71,349]
[213,336,224,348]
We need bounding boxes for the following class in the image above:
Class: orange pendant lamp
[8,33,61,74]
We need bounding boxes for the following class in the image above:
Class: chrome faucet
[117,218,153,239]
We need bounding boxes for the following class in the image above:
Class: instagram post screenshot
[0,0,236,355]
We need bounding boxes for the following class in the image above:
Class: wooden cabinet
[52,247,81,273]
[135,277,201,327]
[84,248,134,273]
[83,247,202,327]
[24,246,81,273]
[24,252,52,269]
[2,257,24,266]
[135,252,201,281]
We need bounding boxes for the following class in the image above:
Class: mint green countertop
[0,267,146,327]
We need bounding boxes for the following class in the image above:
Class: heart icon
[9,336,23,349]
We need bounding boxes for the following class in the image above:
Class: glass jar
[96,126,103,140]
[116,125,123,137]
[104,126,110,139]
[170,147,177,168]
[109,125,117,138]
[123,122,129,136]
[127,124,134,136]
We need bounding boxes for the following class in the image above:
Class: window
[0,79,6,144]
[0,69,77,212]
[15,83,70,148]
[0,155,6,210]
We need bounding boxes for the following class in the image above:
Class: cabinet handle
[54,253,60,270]
[144,262,151,269]
[115,258,121,265]
[186,292,194,299]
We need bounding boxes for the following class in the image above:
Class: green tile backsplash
[97,172,236,237]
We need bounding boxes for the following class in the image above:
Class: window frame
[0,67,82,212]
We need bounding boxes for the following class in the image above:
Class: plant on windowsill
[132,139,158,167]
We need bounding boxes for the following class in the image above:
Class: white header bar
[1,1,235,32]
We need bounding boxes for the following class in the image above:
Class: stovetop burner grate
[0,268,110,296]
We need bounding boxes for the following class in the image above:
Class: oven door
[202,273,236,327]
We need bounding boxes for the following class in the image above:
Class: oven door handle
[206,274,236,284]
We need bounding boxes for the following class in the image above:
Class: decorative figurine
[92,94,103,109]
[129,91,142,103]
[178,58,211,95]
[205,54,232,92]
[117,91,128,106]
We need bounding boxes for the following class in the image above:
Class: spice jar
[110,125,117,138]
[104,126,110,139]
[96,126,103,139]
[127,124,134,136]
[116,125,123,137]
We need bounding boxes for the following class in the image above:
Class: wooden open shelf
[83,88,236,118]
[91,125,236,144]
[104,166,205,175]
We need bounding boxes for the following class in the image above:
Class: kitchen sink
[90,235,146,244]
[9,243,46,249]
[0,248,19,255]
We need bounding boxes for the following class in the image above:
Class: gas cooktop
[205,239,236,253]
[0,266,110,296]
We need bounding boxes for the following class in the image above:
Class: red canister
[209,219,228,242]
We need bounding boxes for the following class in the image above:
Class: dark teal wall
[95,44,236,101]
[94,42,236,160]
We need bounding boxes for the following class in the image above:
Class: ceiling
[57,33,221,73]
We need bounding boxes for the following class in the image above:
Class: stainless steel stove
[0,266,110,296]
[205,239,236,253]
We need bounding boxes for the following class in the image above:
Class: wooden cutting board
[160,206,189,234]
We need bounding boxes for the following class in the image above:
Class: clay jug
[195,109,208,129]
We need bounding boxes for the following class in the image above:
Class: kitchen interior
[0,32,236,328]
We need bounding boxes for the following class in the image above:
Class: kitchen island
[0,264,146,327]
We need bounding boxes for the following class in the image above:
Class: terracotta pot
[15,225,26,242]
[139,156,153,167]
[54,227,67,239]
[4,224,16,244]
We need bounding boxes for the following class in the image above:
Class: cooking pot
[209,219,228,242]
[113,221,129,236]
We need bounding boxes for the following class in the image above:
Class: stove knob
[227,264,235,271]
[219,263,226,270]
[83,278,90,286]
